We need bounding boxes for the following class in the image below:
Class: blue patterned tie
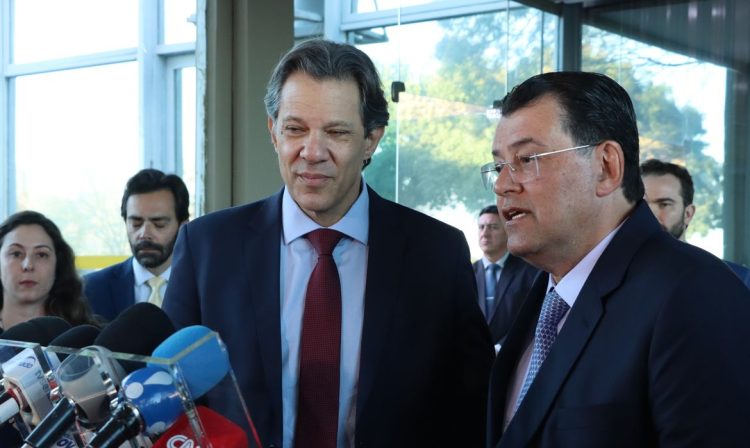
[515,288,570,410]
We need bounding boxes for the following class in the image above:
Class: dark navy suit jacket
[163,187,495,448]
[487,201,750,448]
[83,257,135,322]
[726,260,750,289]
[473,255,539,345]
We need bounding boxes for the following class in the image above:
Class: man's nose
[495,166,520,196]
[136,223,153,240]
[300,132,328,162]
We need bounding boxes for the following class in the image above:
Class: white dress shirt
[280,185,369,448]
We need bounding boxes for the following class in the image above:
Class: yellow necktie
[147,276,166,307]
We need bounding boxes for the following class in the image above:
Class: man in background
[473,204,537,348]
[84,168,189,321]
[164,39,493,448]
[640,158,750,287]
[485,71,750,448]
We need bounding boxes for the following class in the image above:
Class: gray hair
[264,39,389,138]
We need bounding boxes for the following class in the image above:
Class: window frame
[0,0,200,221]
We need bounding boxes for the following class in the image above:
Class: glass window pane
[14,63,139,256]
[582,25,726,258]
[357,8,557,260]
[163,0,197,45]
[12,0,137,64]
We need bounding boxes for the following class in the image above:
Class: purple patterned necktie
[515,287,570,410]
[295,229,344,448]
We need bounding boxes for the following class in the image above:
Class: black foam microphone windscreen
[48,325,101,349]
[1,316,72,345]
[94,303,176,356]
[47,325,101,362]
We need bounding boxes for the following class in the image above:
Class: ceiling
[528,0,750,72]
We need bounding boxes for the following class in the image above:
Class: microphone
[48,325,101,350]
[151,406,249,448]
[87,367,185,447]
[0,324,101,447]
[0,318,80,429]
[1,317,72,346]
[88,326,232,447]
[94,302,176,374]
[22,305,176,448]
[46,324,101,363]
[21,345,128,448]
[94,303,176,357]
[0,346,63,427]
[0,317,72,363]
[150,325,229,398]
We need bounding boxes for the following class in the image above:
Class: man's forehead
[127,213,172,221]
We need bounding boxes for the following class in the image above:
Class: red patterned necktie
[295,229,344,448]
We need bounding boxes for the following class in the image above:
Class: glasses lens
[480,163,498,191]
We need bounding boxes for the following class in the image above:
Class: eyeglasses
[480,144,597,190]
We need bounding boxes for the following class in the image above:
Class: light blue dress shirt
[280,185,369,448]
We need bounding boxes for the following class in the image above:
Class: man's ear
[364,127,385,159]
[595,141,625,197]
[684,203,696,227]
[268,117,278,149]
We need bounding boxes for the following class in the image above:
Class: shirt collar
[547,219,626,308]
[482,251,510,270]
[281,179,370,245]
[132,257,171,286]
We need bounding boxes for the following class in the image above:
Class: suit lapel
[474,261,487,315]
[497,202,661,447]
[113,259,136,314]
[356,187,404,419]
[488,255,520,322]
[244,191,284,425]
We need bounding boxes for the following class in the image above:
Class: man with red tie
[164,39,494,448]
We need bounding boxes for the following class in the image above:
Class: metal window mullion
[140,0,167,170]
[164,54,193,176]
[156,42,196,57]
[341,0,524,31]
[1,0,11,218]
[324,0,345,41]
[194,0,205,217]
[4,49,137,77]
[165,57,177,175]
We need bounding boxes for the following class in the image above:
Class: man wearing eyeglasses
[484,71,750,448]
[473,205,538,350]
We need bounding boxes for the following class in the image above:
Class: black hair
[120,169,190,222]
[479,205,499,217]
[640,158,694,206]
[264,38,389,168]
[500,71,644,202]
